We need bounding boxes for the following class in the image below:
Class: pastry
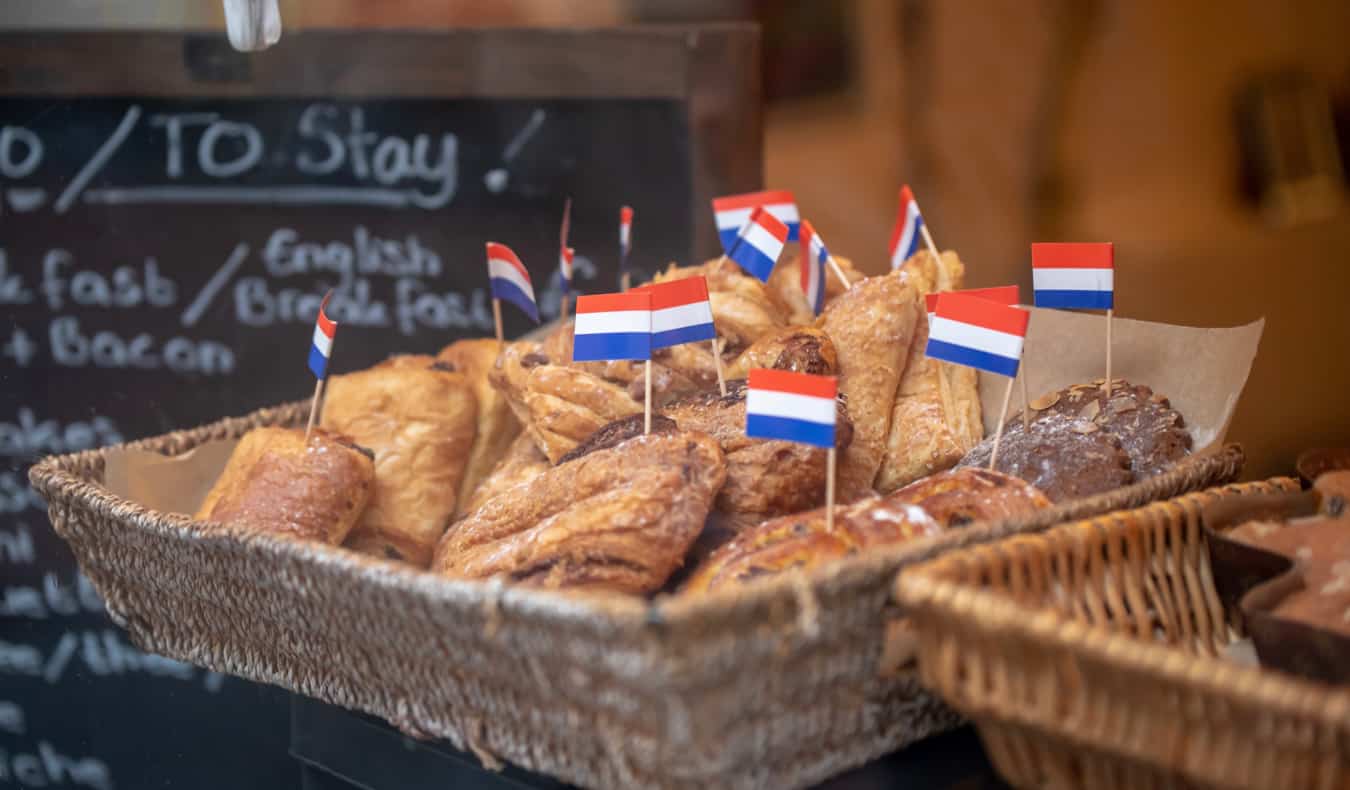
[766,253,865,325]
[1023,379,1191,477]
[725,325,838,379]
[195,426,374,544]
[883,467,1051,528]
[434,431,726,595]
[460,432,550,517]
[650,258,789,355]
[437,338,522,517]
[875,250,983,492]
[819,269,922,501]
[680,496,941,595]
[322,355,477,565]
[661,379,854,529]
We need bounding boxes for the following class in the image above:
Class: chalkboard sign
[0,28,759,789]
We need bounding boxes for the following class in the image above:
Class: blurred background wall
[4,0,1348,477]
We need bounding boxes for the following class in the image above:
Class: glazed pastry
[765,253,865,325]
[680,496,942,595]
[661,379,854,529]
[883,467,1051,529]
[460,432,550,517]
[876,250,983,492]
[434,431,726,595]
[819,269,922,501]
[437,338,522,517]
[195,426,374,544]
[323,355,477,565]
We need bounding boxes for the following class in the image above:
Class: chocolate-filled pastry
[725,326,838,379]
[437,339,522,517]
[819,269,922,501]
[883,467,1051,529]
[556,414,679,463]
[680,496,942,595]
[323,356,477,566]
[460,432,550,518]
[434,431,726,595]
[661,379,854,529]
[195,426,374,544]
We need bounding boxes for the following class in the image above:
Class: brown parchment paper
[977,308,1264,451]
[106,310,1263,510]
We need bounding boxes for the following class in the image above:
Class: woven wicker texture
[29,400,1246,790]
[896,479,1350,790]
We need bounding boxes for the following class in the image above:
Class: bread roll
[437,339,522,517]
[195,426,373,544]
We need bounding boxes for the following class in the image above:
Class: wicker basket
[895,479,1350,790]
[29,400,1248,790]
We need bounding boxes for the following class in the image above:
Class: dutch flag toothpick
[712,189,800,253]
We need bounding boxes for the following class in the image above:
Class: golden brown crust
[680,496,942,595]
[462,432,550,517]
[881,467,1051,529]
[437,339,522,517]
[662,380,854,525]
[766,253,866,325]
[876,251,983,492]
[323,358,477,566]
[434,431,727,595]
[726,326,838,379]
[195,426,373,544]
[819,269,921,501]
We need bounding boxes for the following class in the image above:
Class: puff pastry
[434,430,726,595]
[195,426,374,544]
[876,250,983,492]
[460,431,550,517]
[437,338,522,517]
[323,355,477,565]
[819,269,921,501]
[766,253,865,325]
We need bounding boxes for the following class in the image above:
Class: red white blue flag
[572,292,652,362]
[926,292,1029,378]
[1032,242,1114,310]
[558,246,575,293]
[618,206,634,284]
[889,185,925,269]
[486,242,539,323]
[799,219,829,315]
[726,206,789,282]
[745,368,838,449]
[712,189,799,253]
[631,276,716,349]
[923,285,1020,324]
[307,291,337,380]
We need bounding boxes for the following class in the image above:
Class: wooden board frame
[0,26,762,258]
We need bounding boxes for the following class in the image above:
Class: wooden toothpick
[826,255,850,291]
[825,446,837,533]
[1019,364,1031,431]
[644,359,653,435]
[492,298,504,346]
[304,378,324,441]
[988,376,1016,470]
[711,337,727,396]
[1104,308,1113,399]
[920,224,943,266]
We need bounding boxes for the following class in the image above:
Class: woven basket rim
[28,397,1245,634]
[894,484,1350,732]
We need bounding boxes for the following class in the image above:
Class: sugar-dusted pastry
[680,496,942,595]
[766,253,865,325]
[323,355,477,565]
[883,467,1051,529]
[434,431,726,595]
[195,426,374,544]
[819,269,922,501]
[875,250,984,492]
[1024,379,1191,477]
[460,432,550,518]
[437,338,522,518]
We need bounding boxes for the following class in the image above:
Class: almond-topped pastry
[434,430,726,595]
[195,426,374,544]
